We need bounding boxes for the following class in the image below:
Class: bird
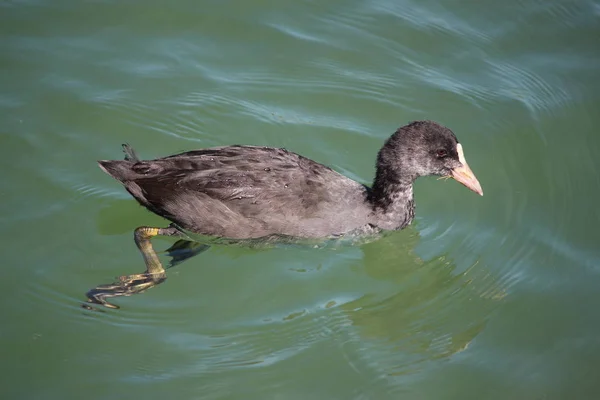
[94,120,482,305]
[99,119,481,238]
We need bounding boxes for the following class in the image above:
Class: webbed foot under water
[85,120,482,309]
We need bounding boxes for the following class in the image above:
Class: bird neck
[368,178,415,231]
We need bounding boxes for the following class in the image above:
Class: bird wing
[117,146,367,238]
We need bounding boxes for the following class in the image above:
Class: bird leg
[83,225,182,310]
[133,226,178,275]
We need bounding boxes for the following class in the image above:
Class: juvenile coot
[88,120,482,308]
[99,120,482,241]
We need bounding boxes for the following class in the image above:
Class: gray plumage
[98,121,466,240]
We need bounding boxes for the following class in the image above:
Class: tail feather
[97,143,141,182]
[122,143,140,162]
[97,160,134,182]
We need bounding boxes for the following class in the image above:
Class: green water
[2,0,600,398]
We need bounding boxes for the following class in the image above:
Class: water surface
[2,0,600,399]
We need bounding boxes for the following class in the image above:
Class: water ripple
[129,306,354,377]
[487,60,574,116]
[368,0,493,43]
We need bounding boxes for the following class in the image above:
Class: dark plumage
[98,121,482,240]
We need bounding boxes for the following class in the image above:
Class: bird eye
[436,149,448,158]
